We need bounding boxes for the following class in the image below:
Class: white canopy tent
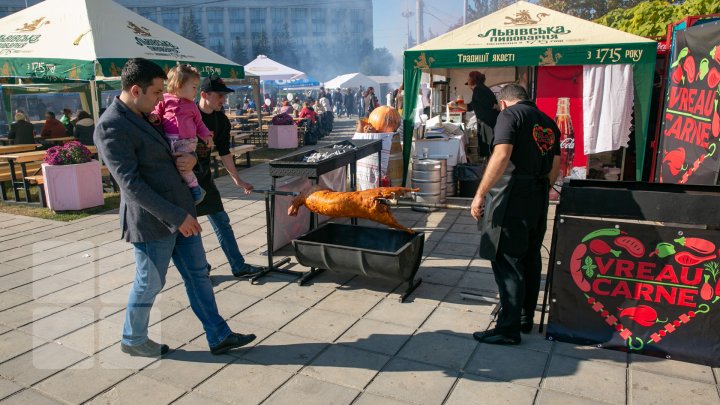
[243,55,306,95]
[0,0,244,121]
[324,73,379,90]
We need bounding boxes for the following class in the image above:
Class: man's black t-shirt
[194,106,232,216]
[493,100,561,177]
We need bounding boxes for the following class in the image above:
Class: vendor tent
[402,1,656,182]
[324,73,379,90]
[0,0,244,120]
[244,55,305,81]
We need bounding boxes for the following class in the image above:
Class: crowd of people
[7,107,96,146]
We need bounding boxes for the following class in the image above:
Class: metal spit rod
[376,197,471,211]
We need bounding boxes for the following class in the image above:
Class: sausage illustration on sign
[570,243,591,292]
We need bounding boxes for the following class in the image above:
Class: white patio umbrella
[244,55,306,95]
[324,73,379,90]
[0,0,244,118]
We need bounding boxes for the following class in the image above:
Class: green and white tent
[402,1,657,181]
[0,0,243,81]
[0,0,246,120]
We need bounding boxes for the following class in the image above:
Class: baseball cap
[200,75,235,93]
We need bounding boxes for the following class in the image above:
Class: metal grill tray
[269,139,382,178]
[292,223,425,282]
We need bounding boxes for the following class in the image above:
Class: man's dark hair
[121,58,167,92]
[498,84,530,102]
[45,111,55,118]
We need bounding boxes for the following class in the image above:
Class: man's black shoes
[473,329,521,345]
[520,322,534,334]
[233,263,263,278]
[210,333,256,355]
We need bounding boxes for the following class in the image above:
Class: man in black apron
[470,84,560,345]
[195,76,262,278]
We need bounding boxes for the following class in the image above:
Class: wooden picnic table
[37,136,77,145]
[0,144,41,154]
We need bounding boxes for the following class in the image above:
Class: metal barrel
[411,158,444,212]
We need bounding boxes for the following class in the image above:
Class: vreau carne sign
[548,217,720,366]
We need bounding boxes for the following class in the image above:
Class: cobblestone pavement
[0,118,719,404]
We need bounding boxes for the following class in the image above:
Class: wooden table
[0,144,40,154]
[38,136,77,145]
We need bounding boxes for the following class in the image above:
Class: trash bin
[454,163,486,197]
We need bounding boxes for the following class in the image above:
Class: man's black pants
[490,186,548,335]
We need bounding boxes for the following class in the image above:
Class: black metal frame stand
[249,189,305,283]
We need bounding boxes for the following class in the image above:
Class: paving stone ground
[1,118,719,404]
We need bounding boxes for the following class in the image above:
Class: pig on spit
[287,187,417,233]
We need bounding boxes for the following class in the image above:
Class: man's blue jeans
[206,211,246,274]
[123,232,232,348]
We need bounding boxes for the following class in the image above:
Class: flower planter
[268,125,298,149]
[42,159,104,211]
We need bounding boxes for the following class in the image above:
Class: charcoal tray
[292,223,424,301]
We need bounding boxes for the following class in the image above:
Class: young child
[153,64,213,204]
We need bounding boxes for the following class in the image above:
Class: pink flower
[43,141,93,165]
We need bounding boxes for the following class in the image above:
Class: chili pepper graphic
[712,45,720,65]
[715,278,720,297]
[618,305,665,327]
[701,275,714,300]
[614,236,645,258]
[674,251,717,266]
[674,237,716,255]
[649,242,676,258]
[671,47,689,68]
[581,228,622,243]
[713,110,720,139]
[698,58,710,81]
[662,147,685,176]
[708,67,720,89]
[570,244,591,292]
[671,66,684,84]
[683,55,696,83]
[589,239,621,257]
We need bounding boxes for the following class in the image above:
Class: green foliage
[230,36,247,65]
[180,9,204,46]
[251,31,270,59]
[596,0,720,37]
[539,0,644,20]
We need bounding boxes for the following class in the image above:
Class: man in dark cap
[195,75,263,277]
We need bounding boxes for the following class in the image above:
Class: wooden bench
[210,144,256,179]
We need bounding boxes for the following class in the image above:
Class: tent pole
[89,80,100,122]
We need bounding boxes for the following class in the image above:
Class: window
[271,8,287,33]
[250,8,266,37]
[311,8,325,36]
[206,7,224,36]
[137,7,158,23]
[228,8,245,38]
[350,10,363,33]
[163,9,180,33]
[331,9,347,34]
[291,8,307,36]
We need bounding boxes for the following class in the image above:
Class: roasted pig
[287,187,417,233]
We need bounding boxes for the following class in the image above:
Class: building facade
[1,0,374,63]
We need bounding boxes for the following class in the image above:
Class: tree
[251,31,270,59]
[596,0,720,37]
[272,23,299,69]
[180,9,204,46]
[230,36,247,65]
[538,0,644,20]
[467,0,515,22]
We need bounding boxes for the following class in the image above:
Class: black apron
[194,113,224,217]
[478,171,548,261]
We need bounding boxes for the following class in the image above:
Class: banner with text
[657,22,720,184]
[548,217,720,366]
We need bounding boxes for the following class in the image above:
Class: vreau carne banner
[548,217,720,366]
[657,22,720,185]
